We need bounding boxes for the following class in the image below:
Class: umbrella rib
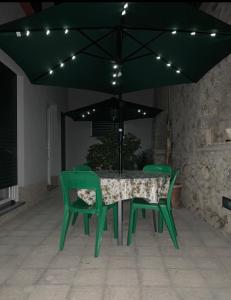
[82,51,113,61]
[77,29,114,59]
[32,29,115,82]
[123,26,231,37]
[123,31,165,61]
[125,30,195,83]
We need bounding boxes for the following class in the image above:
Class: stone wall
[154,2,231,234]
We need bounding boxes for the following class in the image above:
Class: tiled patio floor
[0,188,231,300]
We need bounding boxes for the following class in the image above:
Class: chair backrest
[166,169,179,210]
[73,164,92,171]
[143,164,172,175]
[59,171,103,211]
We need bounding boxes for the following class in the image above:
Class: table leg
[117,200,123,245]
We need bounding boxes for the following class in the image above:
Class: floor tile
[73,269,106,286]
[142,287,180,300]
[140,269,170,286]
[104,287,141,300]
[106,269,139,286]
[168,269,207,287]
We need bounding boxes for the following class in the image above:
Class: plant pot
[172,184,182,208]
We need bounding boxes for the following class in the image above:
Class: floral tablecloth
[77,171,170,206]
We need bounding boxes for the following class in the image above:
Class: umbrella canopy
[0,3,231,94]
[64,97,162,122]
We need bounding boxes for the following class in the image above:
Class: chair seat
[71,197,96,211]
[133,197,167,206]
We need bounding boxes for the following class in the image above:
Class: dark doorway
[0,62,17,189]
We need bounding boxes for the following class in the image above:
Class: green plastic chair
[127,168,179,249]
[141,164,173,228]
[59,170,118,257]
[73,164,92,171]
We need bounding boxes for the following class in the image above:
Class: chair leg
[152,210,157,232]
[127,204,135,246]
[142,209,146,219]
[132,209,138,233]
[59,209,72,250]
[72,212,78,225]
[83,214,90,235]
[170,210,177,236]
[113,204,118,239]
[159,205,179,249]
[95,207,107,257]
[104,215,108,231]
[158,211,164,233]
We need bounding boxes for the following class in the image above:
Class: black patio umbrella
[0,2,231,172]
[0,3,231,93]
[64,97,162,172]
[64,96,161,122]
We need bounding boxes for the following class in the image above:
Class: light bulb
[210,32,216,37]
[156,55,161,60]
[190,31,196,36]
[176,69,181,74]
[143,112,147,115]
[64,28,69,34]
[82,114,85,118]
[93,109,96,112]
[113,64,118,69]
[49,69,53,75]
[121,10,126,16]
[60,62,64,68]
[113,73,117,78]
[138,109,141,113]
[87,111,90,115]
[72,55,76,60]
[166,62,171,67]
[172,30,177,35]
[112,81,117,85]
[124,3,128,9]
[16,31,22,37]
[46,29,50,35]
[26,30,30,36]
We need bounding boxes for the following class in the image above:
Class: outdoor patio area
[0,188,231,300]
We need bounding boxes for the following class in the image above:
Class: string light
[166,62,171,67]
[60,62,64,68]
[210,32,216,37]
[72,55,76,60]
[176,69,181,74]
[93,109,96,112]
[46,29,50,35]
[26,30,30,36]
[82,114,85,118]
[190,31,196,36]
[121,10,126,15]
[156,55,161,60]
[87,111,90,115]
[113,73,117,78]
[172,30,177,35]
[49,69,53,75]
[64,28,69,34]
[112,81,117,85]
[124,3,128,9]
[138,109,141,113]
[143,112,147,115]
[113,64,118,69]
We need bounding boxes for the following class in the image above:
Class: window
[91,121,124,137]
